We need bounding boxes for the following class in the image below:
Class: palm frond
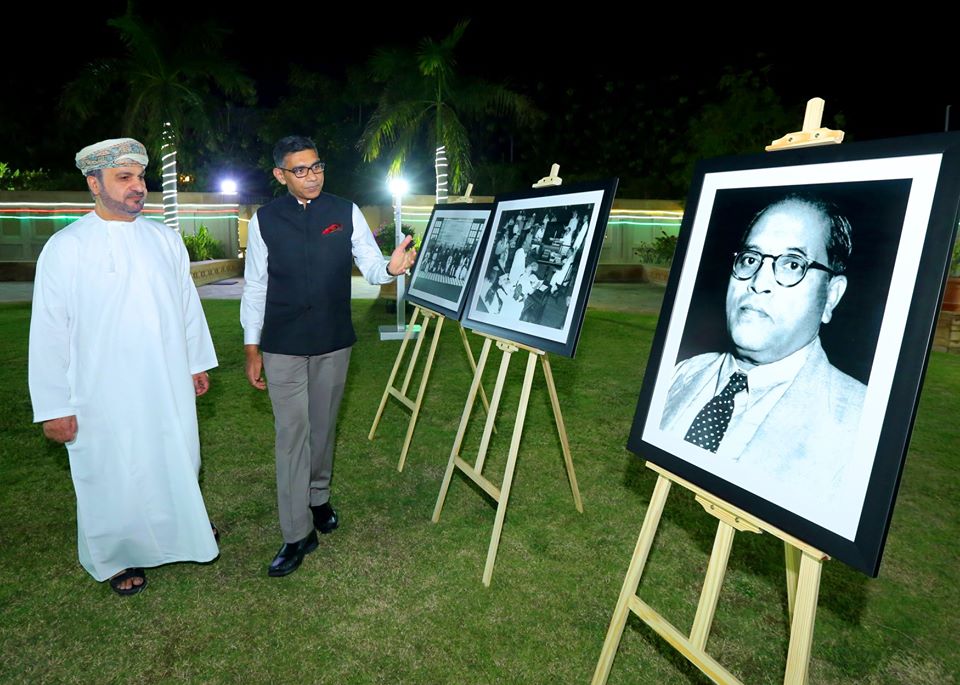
[359,18,540,194]
[360,100,431,162]
[455,81,541,125]
[435,106,472,192]
[60,60,121,120]
[60,5,256,171]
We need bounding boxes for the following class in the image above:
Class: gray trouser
[263,347,351,542]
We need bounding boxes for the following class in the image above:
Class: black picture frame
[461,179,619,357]
[628,134,960,576]
[404,203,494,320]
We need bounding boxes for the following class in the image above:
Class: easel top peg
[450,182,476,203]
[532,164,563,188]
[695,495,762,534]
[766,97,845,151]
[645,462,830,560]
[479,332,547,356]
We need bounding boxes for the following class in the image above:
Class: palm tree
[360,20,538,202]
[258,66,375,201]
[61,4,255,229]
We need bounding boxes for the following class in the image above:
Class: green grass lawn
[1,299,957,684]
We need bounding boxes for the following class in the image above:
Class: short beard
[99,192,143,218]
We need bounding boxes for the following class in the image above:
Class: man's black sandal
[109,568,147,596]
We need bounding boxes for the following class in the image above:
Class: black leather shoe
[311,502,339,534]
[267,530,318,577]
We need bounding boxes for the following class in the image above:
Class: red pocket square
[322,223,342,235]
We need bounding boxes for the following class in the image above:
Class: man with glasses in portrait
[241,136,416,577]
[659,194,866,491]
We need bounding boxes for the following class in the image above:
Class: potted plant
[372,222,416,302]
[372,221,416,256]
[943,235,960,312]
[633,230,678,286]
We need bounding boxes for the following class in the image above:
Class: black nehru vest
[258,192,356,355]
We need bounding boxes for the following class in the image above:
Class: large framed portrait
[628,134,960,576]
[461,179,619,357]
[404,203,494,320]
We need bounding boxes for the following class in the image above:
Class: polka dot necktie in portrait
[683,371,748,453]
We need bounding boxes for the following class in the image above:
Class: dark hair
[744,194,853,274]
[272,136,318,168]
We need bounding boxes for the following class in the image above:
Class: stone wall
[933,311,960,354]
[190,259,244,286]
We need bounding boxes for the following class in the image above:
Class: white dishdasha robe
[29,212,219,581]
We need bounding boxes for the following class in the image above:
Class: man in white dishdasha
[29,138,219,596]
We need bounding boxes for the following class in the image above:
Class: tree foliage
[60,3,255,178]
[359,20,539,195]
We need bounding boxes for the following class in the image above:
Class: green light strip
[0,203,93,208]
[177,216,239,221]
[610,213,684,218]
[0,215,87,221]
[0,215,239,222]
[0,202,239,209]
[608,220,682,228]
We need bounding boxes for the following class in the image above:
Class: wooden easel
[369,304,494,472]
[451,183,476,203]
[766,97,844,150]
[593,99,843,685]
[592,464,827,685]
[431,333,582,586]
[432,163,583,586]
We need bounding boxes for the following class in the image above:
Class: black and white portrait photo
[463,180,618,357]
[657,187,896,505]
[629,135,960,575]
[405,204,492,319]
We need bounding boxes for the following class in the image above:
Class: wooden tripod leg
[540,354,583,513]
[482,350,539,587]
[459,325,496,432]
[400,311,430,397]
[474,343,515,474]
[689,521,736,651]
[783,552,822,685]
[592,474,672,685]
[784,542,801,622]
[397,316,445,472]
[369,306,421,440]
[432,337,493,523]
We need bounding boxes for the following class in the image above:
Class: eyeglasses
[277,161,325,178]
[731,249,837,288]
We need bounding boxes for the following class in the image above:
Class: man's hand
[387,235,417,276]
[245,344,267,390]
[193,371,210,397]
[43,415,77,443]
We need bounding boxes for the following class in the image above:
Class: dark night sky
[4,4,958,185]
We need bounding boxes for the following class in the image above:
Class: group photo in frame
[462,179,618,357]
[628,134,960,575]
[404,203,493,320]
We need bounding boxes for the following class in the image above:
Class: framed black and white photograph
[404,203,493,320]
[628,134,960,576]
[461,179,618,357]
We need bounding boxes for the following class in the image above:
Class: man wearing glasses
[660,194,866,487]
[241,136,416,577]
